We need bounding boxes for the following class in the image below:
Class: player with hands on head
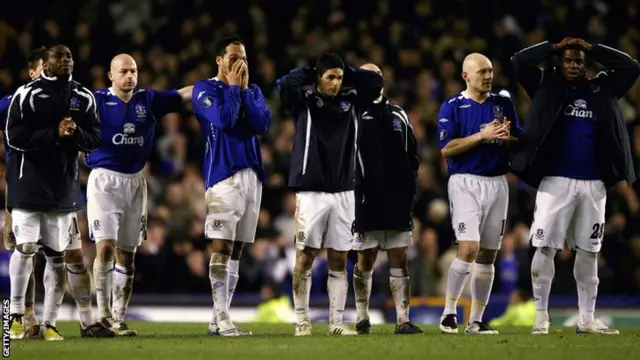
[277,53,383,336]
[87,53,193,336]
[192,34,271,337]
[437,53,522,335]
[351,63,422,335]
[510,37,640,335]
[5,44,101,341]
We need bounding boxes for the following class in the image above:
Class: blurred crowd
[1,0,640,301]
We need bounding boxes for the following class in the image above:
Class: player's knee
[16,242,37,255]
[327,249,348,271]
[116,246,136,267]
[295,248,316,270]
[456,241,479,262]
[65,248,84,264]
[476,248,499,264]
[41,245,64,262]
[538,246,558,257]
[96,239,116,261]
[356,249,377,272]
[210,239,233,255]
[575,247,597,258]
[386,247,408,269]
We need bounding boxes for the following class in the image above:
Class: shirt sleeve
[192,80,242,130]
[504,97,522,138]
[437,101,458,149]
[150,89,183,118]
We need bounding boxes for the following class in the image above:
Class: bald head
[360,63,382,75]
[109,53,138,93]
[461,53,493,94]
[462,53,491,73]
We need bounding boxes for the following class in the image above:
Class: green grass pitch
[7,322,640,360]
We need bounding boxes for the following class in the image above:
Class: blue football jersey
[85,88,182,174]
[437,92,522,176]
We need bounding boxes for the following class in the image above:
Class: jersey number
[590,222,605,240]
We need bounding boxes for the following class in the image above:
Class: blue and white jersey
[85,87,182,174]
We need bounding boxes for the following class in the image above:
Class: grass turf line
[7,322,640,360]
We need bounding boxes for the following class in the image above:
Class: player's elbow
[440,148,450,158]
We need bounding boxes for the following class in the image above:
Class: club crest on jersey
[439,129,447,141]
[492,104,503,120]
[70,97,80,111]
[340,100,351,112]
[135,104,147,122]
[203,96,213,108]
[393,119,402,132]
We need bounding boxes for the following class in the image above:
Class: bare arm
[441,132,484,158]
[178,85,194,101]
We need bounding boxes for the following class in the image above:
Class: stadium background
[0,0,639,326]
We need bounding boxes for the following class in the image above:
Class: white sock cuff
[94,259,114,273]
[114,264,134,275]
[354,265,373,279]
[451,257,473,272]
[66,262,87,274]
[228,259,240,274]
[210,253,230,267]
[328,270,347,279]
[389,268,408,278]
[474,263,494,274]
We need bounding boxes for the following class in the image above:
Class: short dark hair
[215,35,245,57]
[315,53,344,76]
[27,46,46,70]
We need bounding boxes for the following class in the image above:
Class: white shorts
[530,176,606,253]
[294,191,354,251]
[12,209,76,252]
[352,230,412,251]
[447,174,509,250]
[5,210,81,251]
[87,168,147,250]
[205,168,262,243]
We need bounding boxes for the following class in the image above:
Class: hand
[58,117,76,137]
[479,120,509,141]
[227,60,244,87]
[241,61,249,90]
[571,38,592,51]
[553,37,575,50]
[496,119,512,140]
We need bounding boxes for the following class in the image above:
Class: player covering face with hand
[437,53,521,335]
[87,53,193,336]
[192,35,271,337]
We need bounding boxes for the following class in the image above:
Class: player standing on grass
[3,47,114,340]
[510,38,639,335]
[87,53,193,336]
[6,44,101,341]
[192,35,271,337]
[277,54,383,336]
[437,53,521,335]
[351,63,422,335]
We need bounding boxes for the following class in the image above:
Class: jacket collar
[40,72,73,85]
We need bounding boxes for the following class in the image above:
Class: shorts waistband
[450,173,506,182]
[92,167,142,179]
